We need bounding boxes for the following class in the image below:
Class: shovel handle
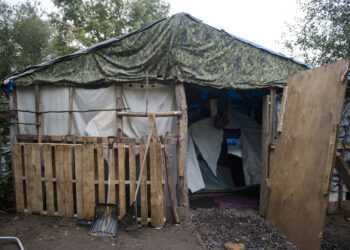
[108,136,116,149]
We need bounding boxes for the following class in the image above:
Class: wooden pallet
[13,142,165,227]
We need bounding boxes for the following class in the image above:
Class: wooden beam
[259,95,271,217]
[67,87,74,135]
[117,111,182,117]
[269,88,276,146]
[174,83,189,220]
[277,87,288,133]
[34,85,43,143]
[115,84,123,140]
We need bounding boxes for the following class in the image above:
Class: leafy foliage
[50,0,170,57]
[284,0,350,66]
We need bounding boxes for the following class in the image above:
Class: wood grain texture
[13,144,24,212]
[97,145,105,203]
[43,145,55,215]
[82,144,95,218]
[140,145,148,225]
[266,58,350,250]
[74,145,84,218]
[129,143,136,206]
[55,145,65,216]
[259,95,271,217]
[118,144,126,218]
[62,145,73,217]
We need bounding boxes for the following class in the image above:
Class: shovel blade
[89,204,118,237]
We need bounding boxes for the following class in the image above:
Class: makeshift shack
[2,13,311,226]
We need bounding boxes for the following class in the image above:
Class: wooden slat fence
[13,142,165,227]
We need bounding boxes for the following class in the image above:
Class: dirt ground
[0,213,204,250]
[0,208,349,250]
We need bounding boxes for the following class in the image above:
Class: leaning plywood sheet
[266,58,350,250]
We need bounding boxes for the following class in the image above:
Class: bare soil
[0,208,349,250]
[0,213,204,250]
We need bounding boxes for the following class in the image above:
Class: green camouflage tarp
[3,13,309,89]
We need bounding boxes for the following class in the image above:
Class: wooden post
[259,95,271,217]
[34,85,42,143]
[9,89,18,147]
[115,84,123,141]
[269,88,276,146]
[174,83,189,220]
[68,87,74,135]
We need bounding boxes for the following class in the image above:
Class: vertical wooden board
[266,58,350,250]
[13,144,24,212]
[63,145,73,217]
[107,147,116,204]
[151,143,165,227]
[259,95,271,217]
[82,144,95,218]
[32,144,43,213]
[118,145,126,219]
[55,145,65,217]
[43,145,55,215]
[97,145,105,204]
[140,145,148,225]
[74,145,84,218]
[129,143,136,206]
[23,145,34,212]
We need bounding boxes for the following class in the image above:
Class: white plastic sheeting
[186,135,205,193]
[17,83,177,138]
[189,117,223,176]
[240,128,262,185]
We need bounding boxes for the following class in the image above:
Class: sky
[12,0,304,59]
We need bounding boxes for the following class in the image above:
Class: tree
[50,0,170,57]
[0,0,51,78]
[284,0,350,66]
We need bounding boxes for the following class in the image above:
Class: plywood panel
[266,58,350,250]
[13,144,24,212]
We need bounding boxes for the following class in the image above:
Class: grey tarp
[2,13,308,89]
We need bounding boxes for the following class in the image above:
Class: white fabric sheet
[17,87,36,135]
[189,117,223,176]
[186,135,205,193]
[40,86,69,135]
[240,128,262,185]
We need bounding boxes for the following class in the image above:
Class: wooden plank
[82,144,95,218]
[150,143,165,227]
[107,145,116,204]
[266,58,350,250]
[55,145,65,216]
[129,143,136,206]
[118,144,126,219]
[259,95,271,217]
[74,145,84,218]
[140,144,148,225]
[97,145,105,204]
[67,87,74,135]
[148,114,160,142]
[13,144,24,212]
[32,144,43,213]
[62,145,73,217]
[334,153,350,191]
[269,88,276,145]
[43,145,55,215]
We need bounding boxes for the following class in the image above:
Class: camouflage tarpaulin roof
[2,13,309,89]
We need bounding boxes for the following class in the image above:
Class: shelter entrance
[184,84,268,209]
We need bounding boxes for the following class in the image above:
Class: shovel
[122,117,155,230]
[89,136,119,237]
